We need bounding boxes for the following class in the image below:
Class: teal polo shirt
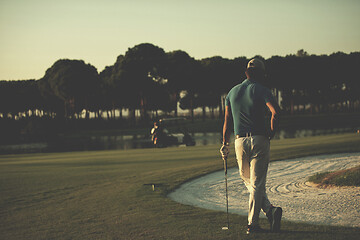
[225,79,275,136]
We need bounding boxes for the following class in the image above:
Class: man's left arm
[222,105,232,145]
[220,105,232,160]
[266,101,280,140]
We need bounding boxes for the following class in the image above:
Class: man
[220,58,282,234]
[151,121,163,146]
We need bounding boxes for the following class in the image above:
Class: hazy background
[1,0,360,80]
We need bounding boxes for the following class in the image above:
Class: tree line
[0,43,359,122]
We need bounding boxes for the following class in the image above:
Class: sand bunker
[169,152,360,227]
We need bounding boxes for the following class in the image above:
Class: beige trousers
[235,135,272,226]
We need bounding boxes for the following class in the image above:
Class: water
[0,127,357,154]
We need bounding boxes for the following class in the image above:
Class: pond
[0,127,357,154]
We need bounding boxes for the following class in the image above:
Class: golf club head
[222,226,229,230]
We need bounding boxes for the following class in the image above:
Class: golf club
[222,156,230,230]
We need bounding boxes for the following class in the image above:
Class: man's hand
[220,144,230,160]
[269,130,275,140]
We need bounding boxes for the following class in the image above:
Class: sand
[168,152,360,227]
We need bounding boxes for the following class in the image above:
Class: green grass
[1,133,360,239]
[309,165,360,187]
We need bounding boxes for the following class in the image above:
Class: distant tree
[20,80,43,117]
[0,81,15,119]
[2,44,359,123]
[99,65,117,119]
[179,91,199,121]
[38,59,100,119]
[199,56,246,119]
[296,49,309,57]
[164,50,199,117]
[346,52,360,111]
[0,80,44,119]
[111,43,167,121]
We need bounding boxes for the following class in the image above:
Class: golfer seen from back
[220,58,282,234]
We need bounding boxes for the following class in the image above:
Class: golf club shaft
[223,157,229,229]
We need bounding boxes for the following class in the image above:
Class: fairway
[1,133,360,240]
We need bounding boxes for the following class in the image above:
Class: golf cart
[150,117,195,148]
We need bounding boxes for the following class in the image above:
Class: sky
[1,0,359,80]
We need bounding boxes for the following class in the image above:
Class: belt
[235,133,259,138]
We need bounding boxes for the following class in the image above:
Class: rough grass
[309,165,360,187]
[0,133,360,240]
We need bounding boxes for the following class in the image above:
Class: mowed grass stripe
[0,145,218,165]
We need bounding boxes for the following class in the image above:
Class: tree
[164,50,199,117]
[99,65,117,119]
[111,43,167,121]
[39,59,100,119]
[0,80,44,119]
[199,56,247,119]
[296,49,309,57]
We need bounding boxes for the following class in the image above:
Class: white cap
[247,58,265,71]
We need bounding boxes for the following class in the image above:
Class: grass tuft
[308,172,331,184]
[309,166,360,187]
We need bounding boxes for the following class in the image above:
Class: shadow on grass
[232,218,360,240]
[237,229,360,240]
[273,226,360,240]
